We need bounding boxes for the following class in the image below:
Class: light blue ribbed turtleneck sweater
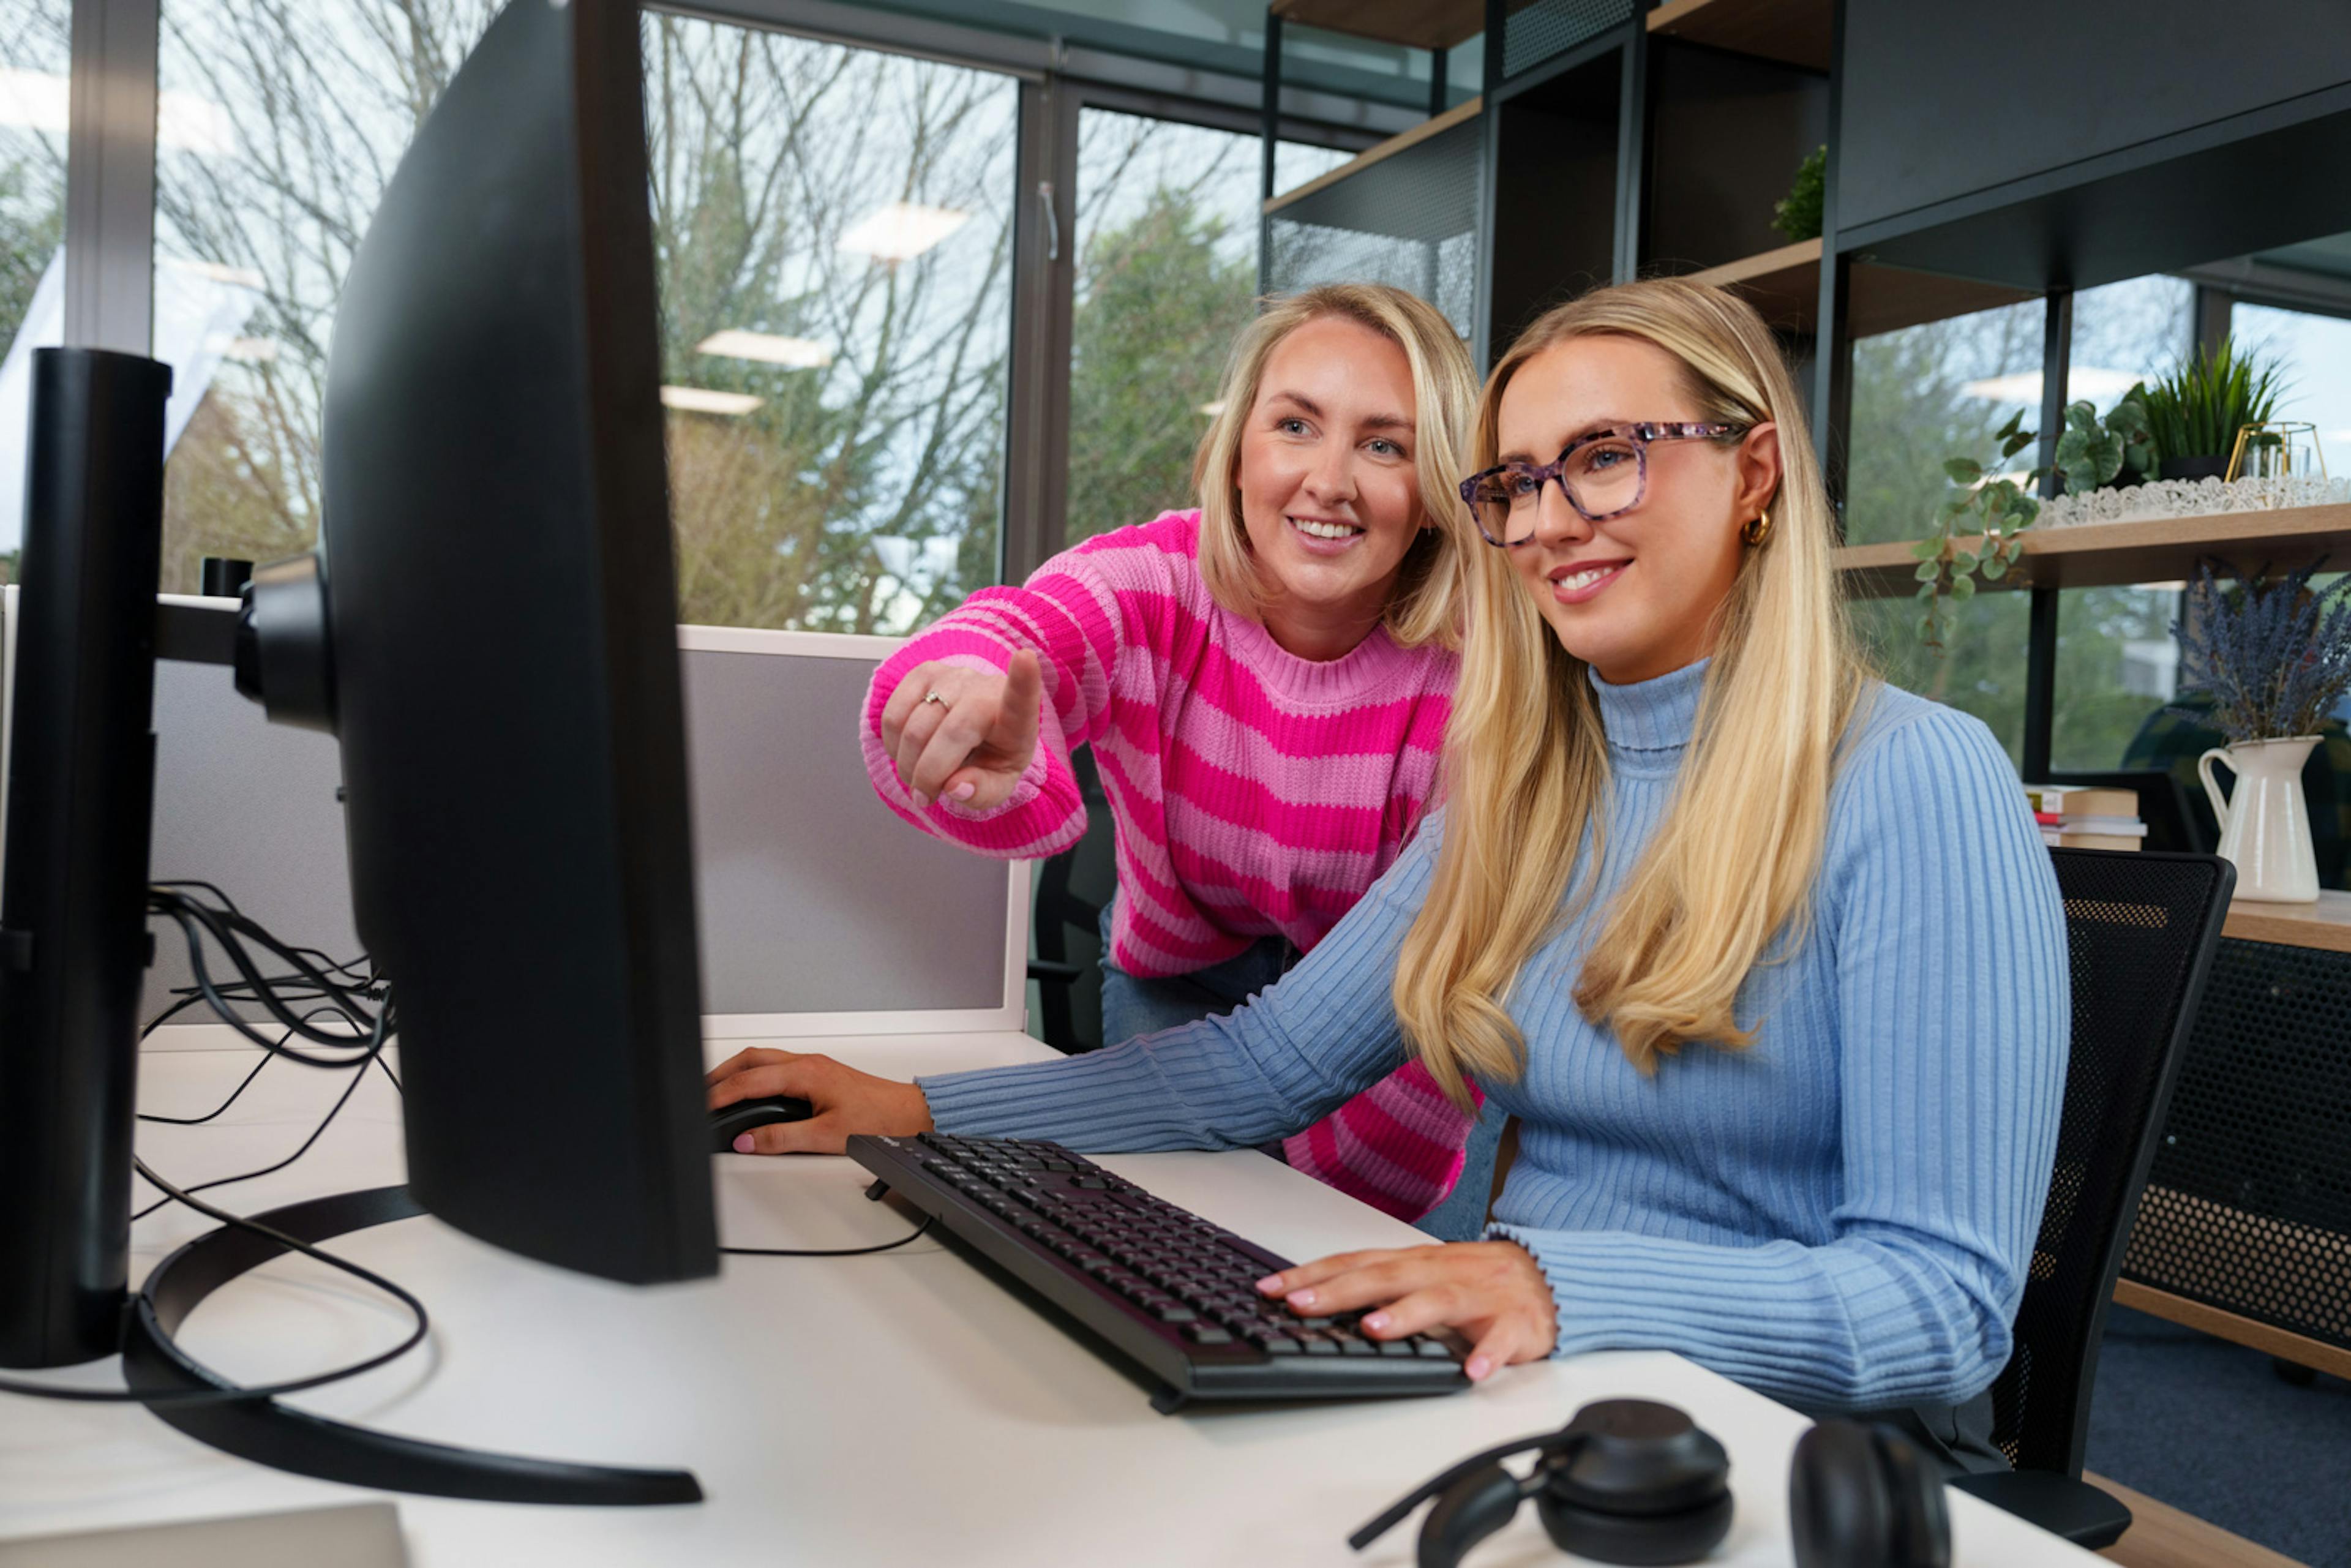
[919,659,2069,1412]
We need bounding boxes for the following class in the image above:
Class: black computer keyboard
[847,1130,1468,1411]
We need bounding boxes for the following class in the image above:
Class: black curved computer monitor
[247,0,716,1283]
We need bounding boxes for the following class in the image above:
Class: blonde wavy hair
[1191,283,1479,650]
[1395,277,1869,1105]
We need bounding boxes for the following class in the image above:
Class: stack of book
[2024,784,2144,850]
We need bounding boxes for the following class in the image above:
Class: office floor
[2085,1307,2351,1566]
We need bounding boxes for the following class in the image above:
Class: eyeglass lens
[1471,438,1644,546]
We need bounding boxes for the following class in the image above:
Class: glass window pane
[0,0,81,585]
[1845,299,2043,547]
[1067,110,1347,547]
[643,17,1015,632]
[1846,300,2044,762]
[2049,278,2194,773]
[1277,137,1357,201]
[154,5,1019,634]
[2232,301,2351,469]
[2053,583,2183,771]
[1850,590,2032,768]
[2068,275,2191,408]
[153,1,504,594]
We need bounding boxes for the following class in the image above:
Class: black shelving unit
[1264,0,2351,776]
[1259,0,2351,1395]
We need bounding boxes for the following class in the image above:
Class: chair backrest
[1989,848,2235,1476]
[1031,744,1116,1053]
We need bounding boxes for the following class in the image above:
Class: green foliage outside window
[1065,188,1253,544]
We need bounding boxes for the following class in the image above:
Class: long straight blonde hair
[1191,283,1480,650]
[1395,278,1867,1105]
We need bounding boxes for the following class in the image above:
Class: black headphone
[1349,1400,1950,1568]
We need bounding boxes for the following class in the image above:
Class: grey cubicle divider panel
[678,642,1011,1015]
[135,616,1013,1027]
[144,654,358,1025]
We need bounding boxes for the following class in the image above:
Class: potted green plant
[2138,338,2284,481]
[1913,392,2150,647]
[2173,558,2351,901]
[1771,146,1826,244]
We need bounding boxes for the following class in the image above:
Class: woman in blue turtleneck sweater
[705,279,2068,1474]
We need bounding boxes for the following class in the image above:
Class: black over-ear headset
[1348,1399,1951,1568]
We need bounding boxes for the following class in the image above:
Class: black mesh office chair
[1029,745,1116,1054]
[1948,849,2235,1547]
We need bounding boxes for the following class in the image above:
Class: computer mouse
[711,1093,814,1152]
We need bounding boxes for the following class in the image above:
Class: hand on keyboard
[705,1048,933,1154]
[1253,1239,1557,1382]
[848,1132,1471,1406]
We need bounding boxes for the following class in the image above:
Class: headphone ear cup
[1417,1461,1529,1568]
[1866,1426,1951,1568]
[1789,1420,1897,1568]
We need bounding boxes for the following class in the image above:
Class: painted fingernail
[732,1133,754,1154]
[1465,1355,1491,1381]
[950,782,976,801]
[1255,1275,1284,1293]
[1363,1312,1391,1333]
[912,791,931,809]
[1288,1289,1316,1307]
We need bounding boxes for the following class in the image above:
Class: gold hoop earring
[1742,506,1772,548]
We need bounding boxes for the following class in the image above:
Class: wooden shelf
[2223,889,2351,954]
[1269,0,1486,53]
[1647,0,1833,73]
[1681,238,2033,337]
[1835,503,2351,600]
[1265,96,1482,216]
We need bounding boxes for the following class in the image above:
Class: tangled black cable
[129,1005,395,1222]
[146,883,388,1065]
[0,1154,430,1408]
[0,893,424,1410]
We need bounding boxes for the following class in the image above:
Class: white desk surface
[0,1032,2100,1567]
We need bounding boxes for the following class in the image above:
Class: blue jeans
[1095,899,1510,1242]
[1097,898,1295,1048]
[1414,1092,1512,1243]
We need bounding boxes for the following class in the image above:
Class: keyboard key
[1184,1325,1233,1346]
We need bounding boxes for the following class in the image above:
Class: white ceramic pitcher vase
[2197,735,2322,903]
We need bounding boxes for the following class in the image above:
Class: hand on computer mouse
[877,648,1043,812]
[705,1047,934,1154]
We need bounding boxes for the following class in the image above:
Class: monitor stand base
[121,1184,702,1507]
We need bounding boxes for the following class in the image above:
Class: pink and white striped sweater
[860,511,1480,1223]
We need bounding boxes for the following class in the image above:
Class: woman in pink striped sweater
[856,283,1498,1232]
